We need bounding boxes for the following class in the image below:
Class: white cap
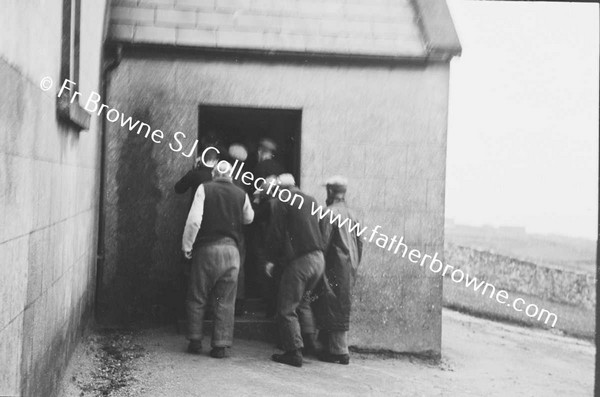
[277,173,296,188]
[228,143,248,161]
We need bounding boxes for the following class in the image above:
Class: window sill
[57,95,91,131]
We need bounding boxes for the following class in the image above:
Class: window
[57,0,90,130]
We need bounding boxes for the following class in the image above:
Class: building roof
[108,0,461,61]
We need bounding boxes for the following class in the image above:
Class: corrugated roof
[108,0,460,60]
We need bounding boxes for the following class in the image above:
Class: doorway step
[176,299,277,343]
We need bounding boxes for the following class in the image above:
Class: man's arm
[319,210,334,251]
[174,170,194,194]
[242,194,254,225]
[263,202,288,277]
[182,185,206,254]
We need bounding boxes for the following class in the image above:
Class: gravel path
[59,309,595,396]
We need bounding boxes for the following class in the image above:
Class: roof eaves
[411,0,462,60]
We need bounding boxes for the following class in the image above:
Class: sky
[445,0,599,240]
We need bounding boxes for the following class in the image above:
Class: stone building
[99,0,461,356]
[0,1,109,395]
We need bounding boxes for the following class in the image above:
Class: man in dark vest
[182,161,254,358]
[313,176,362,365]
[266,174,325,367]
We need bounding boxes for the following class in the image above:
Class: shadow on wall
[114,108,162,322]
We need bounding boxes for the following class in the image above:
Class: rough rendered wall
[101,55,449,355]
[0,1,107,395]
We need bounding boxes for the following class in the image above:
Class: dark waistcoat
[194,179,246,249]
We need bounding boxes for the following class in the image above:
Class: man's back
[321,201,362,277]
[182,175,254,254]
[282,188,324,259]
[196,180,246,248]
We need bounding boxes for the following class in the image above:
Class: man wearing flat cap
[182,162,254,358]
[252,137,285,181]
[266,174,325,367]
[244,138,285,303]
[313,176,363,365]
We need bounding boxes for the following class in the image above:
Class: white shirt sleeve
[182,185,205,252]
[242,194,254,225]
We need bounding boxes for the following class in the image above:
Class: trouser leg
[236,239,246,300]
[329,331,349,355]
[297,296,316,335]
[211,245,240,347]
[299,251,324,336]
[277,251,325,352]
[277,265,305,351]
[186,252,211,341]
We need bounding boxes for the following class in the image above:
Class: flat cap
[325,175,348,192]
[258,138,277,153]
[228,143,248,161]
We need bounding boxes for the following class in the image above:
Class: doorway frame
[197,103,303,187]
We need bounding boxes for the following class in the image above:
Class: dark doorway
[198,105,302,308]
[198,105,302,186]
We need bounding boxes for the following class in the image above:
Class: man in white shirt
[182,161,254,358]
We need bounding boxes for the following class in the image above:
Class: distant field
[443,278,595,340]
[443,223,596,338]
[445,224,596,273]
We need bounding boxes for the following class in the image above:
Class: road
[60,309,595,396]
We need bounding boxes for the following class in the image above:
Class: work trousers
[236,238,246,300]
[187,239,240,347]
[328,331,349,355]
[277,250,325,352]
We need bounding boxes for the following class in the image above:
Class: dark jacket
[253,158,284,180]
[174,166,212,194]
[313,201,363,332]
[265,188,324,263]
[256,197,293,266]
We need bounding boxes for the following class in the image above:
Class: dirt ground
[59,309,595,397]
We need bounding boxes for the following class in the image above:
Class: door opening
[198,105,302,186]
[198,105,302,305]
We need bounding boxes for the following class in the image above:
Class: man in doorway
[313,176,362,365]
[244,138,285,302]
[266,174,325,367]
[254,175,292,318]
[226,142,250,312]
[252,137,285,181]
[182,162,254,358]
[174,145,219,195]
[227,143,249,190]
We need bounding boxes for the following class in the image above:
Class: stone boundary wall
[444,243,596,309]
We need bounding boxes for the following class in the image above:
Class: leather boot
[318,351,350,365]
[301,333,322,357]
[210,347,226,359]
[272,349,303,367]
[187,339,202,355]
